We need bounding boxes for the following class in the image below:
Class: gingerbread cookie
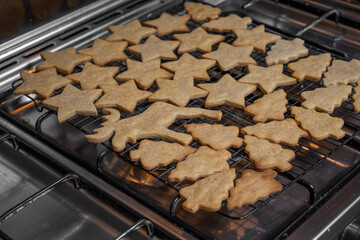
[78,39,128,66]
[323,59,360,87]
[66,62,119,90]
[180,168,236,213]
[127,35,179,62]
[95,80,151,113]
[148,77,208,107]
[202,43,256,71]
[244,135,294,172]
[115,59,173,90]
[244,89,288,122]
[107,19,156,45]
[266,38,308,66]
[143,12,190,37]
[36,47,91,74]
[291,106,345,140]
[172,27,224,53]
[238,64,297,94]
[197,74,256,108]
[353,83,360,113]
[202,14,252,32]
[241,118,308,146]
[42,84,102,123]
[184,1,221,22]
[184,123,243,150]
[232,25,281,53]
[14,68,71,99]
[129,139,196,170]
[301,85,352,113]
[161,53,216,80]
[227,169,282,210]
[169,146,231,182]
[86,102,222,152]
[287,53,331,82]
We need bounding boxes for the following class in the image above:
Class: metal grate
[8,3,360,222]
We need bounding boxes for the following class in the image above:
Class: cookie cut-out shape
[180,168,236,213]
[78,39,128,66]
[238,64,297,94]
[353,84,360,113]
[266,38,308,66]
[244,135,294,172]
[106,19,156,45]
[184,1,221,22]
[115,59,173,90]
[227,169,282,210]
[197,74,256,108]
[232,25,281,53]
[127,35,180,62]
[291,106,345,140]
[202,42,256,71]
[86,102,222,152]
[241,118,308,146]
[184,123,243,150]
[95,80,152,113]
[66,62,119,90]
[129,139,196,170]
[244,89,288,122]
[287,53,331,82]
[161,53,216,80]
[202,14,252,32]
[323,59,360,87]
[169,146,231,182]
[173,27,224,54]
[14,68,72,99]
[148,77,208,107]
[143,12,190,37]
[301,85,352,114]
[36,47,91,74]
[42,84,102,123]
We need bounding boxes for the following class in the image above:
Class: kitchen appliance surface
[0,0,359,239]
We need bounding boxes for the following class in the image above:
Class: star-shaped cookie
[201,14,252,32]
[323,59,360,87]
[161,53,216,80]
[115,59,173,89]
[42,84,102,123]
[78,39,128,66]
[238,64,297,94]
[172,27,224,54]
[36,47,91,74]
[127,35,179,62]
[66,62,119,90]
[184,1,221,22]
[197,74,256,108]
[143,12,190,37]
[148,77,208,107]
[232,25,281,53]
[287,53,331,82]
[353,84,360,113]
[202,42,256,71]
[106,19,156,45]
[95,80,152,113]
[266,38,308,66]
[14,68,72,99]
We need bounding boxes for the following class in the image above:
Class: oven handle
[114,219,154,240]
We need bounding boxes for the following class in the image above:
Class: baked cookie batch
[14,1,360,214]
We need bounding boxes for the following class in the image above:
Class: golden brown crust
[323,59,360,87]
[143,12,190,37]
[129,139,196,170]
[201,14,252,32]
[184,2,221,22]
[290,106,345,140]
[180,168,236,213]
[227,169,282,210]
[184,123,243,150]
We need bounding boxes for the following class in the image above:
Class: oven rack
[5,3,360,223]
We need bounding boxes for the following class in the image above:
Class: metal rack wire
[6,3,360,223]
